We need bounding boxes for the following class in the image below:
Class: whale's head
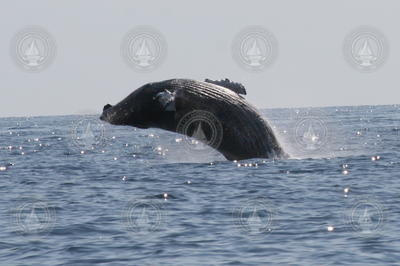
[100,82,176,129]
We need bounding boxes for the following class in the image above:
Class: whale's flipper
[204,78,247,95]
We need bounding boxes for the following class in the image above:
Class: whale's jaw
[100,103,149,129]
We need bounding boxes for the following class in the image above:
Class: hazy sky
[1,0,399,117]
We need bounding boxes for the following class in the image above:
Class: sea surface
[0,105,400,266]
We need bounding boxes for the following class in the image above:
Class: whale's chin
[100,113,149,129]
[99,112,116,124]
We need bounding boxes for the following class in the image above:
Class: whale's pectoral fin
[154,90,176,111]
[204,78,247,95]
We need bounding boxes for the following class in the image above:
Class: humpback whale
[100,78,286,161]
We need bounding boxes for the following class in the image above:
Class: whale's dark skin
[100,79,287,161]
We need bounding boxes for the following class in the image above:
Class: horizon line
[0,102,398,119]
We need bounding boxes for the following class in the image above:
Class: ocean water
[1,105,400,266]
